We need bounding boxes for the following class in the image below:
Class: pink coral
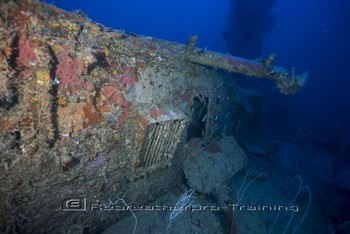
[101,85,115,99]
[84,82,95,92]
[100,82,130,124]
[101,82,125,106]
[120,75,135,87]
[56,53,83,93]
[118,106,129,124]
[117,100,130,124]
[114,64,138,88]
[114,74,136,88]
[180,91,192,102]
[16,32,37,67]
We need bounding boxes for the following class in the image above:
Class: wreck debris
[109,33,307,94]
[263,53,276,71]
[186,34,198,54]
[0,0,308,233]
[182,137,247,194]
[139,118,187,168]
[186,51,307,95]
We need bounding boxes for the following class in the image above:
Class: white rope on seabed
[237,169,263,203]
[166,187,195,231]
[108,198,138,234]
[269,175,312,234]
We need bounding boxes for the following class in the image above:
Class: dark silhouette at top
[223,0,277,58]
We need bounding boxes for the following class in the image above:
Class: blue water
[46,0,350,233]
[48,0,350,141]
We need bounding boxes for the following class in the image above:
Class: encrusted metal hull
[0,0,303,233]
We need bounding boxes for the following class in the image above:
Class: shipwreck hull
[0,0,303,233]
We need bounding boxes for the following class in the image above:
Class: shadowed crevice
[47,45,60,147]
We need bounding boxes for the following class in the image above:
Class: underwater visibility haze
[0,0,349,233]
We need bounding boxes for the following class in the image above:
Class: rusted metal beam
[108,32,307,95]
[185,44,307,95]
